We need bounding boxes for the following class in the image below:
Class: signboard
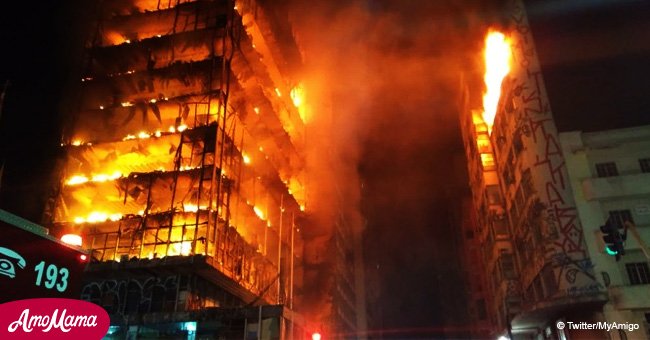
[0,209,87,303]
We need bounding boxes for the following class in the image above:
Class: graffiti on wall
[81,275,181,316]
[507,0,601,298]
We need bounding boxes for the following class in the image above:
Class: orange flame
[290,84,309,123]
[482,30,511,134]
[253,206,265,220]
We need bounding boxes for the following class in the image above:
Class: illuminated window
[480,153,495,170]
[595,162,618,177]
[625,262,650,285]
[476,133,491,153]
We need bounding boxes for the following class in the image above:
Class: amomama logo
[0,298,109,339]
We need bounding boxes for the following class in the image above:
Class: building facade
[459,0,611,338]
[43,0,319,338]
[455,194,494,338]
[561,125,650,339]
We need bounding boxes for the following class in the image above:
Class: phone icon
[0,247,26,279]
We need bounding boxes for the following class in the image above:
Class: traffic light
[600,219,626,261]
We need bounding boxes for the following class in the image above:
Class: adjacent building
[455,194,493,339]
[458,0,617,338]
[459,95,524,338]
[561,125,650,339]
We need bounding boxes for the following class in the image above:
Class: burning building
[459,0,609,338]
[42,0,324,337]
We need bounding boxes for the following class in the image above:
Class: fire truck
[0,209,87,303]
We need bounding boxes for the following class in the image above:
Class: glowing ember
[74,212,123,224]
[177,124,188,132]
[183,204,207,213]
[290,85,304,108]
[242,153,251,164]
[66,171,122,186]
[482,30,511,134]
[275,88,282,97]
[291,83,309,122]
[92,171,123,182]
[253,206,265,220]
[71,140,84,146]
[67,175,89,185]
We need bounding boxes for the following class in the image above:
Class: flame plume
[482,30,511,133]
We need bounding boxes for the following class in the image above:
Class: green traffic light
[605,246,618,256]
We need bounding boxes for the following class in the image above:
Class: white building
[561,124,650,340]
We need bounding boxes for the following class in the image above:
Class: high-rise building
[42,0,320,338]
[459,0,611,338]
[455,195,493,338]
[561,125,650,339]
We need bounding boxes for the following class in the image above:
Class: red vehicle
[0,209,87,303]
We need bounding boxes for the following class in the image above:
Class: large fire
[481,30,511,134]
[47,0,315,313]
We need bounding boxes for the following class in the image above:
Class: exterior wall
[561,125,650,340]
[332,214,360,335]
[459,90,518,335]
[458,196,495,338]
[458,1,611,337]
[496,0,600,305]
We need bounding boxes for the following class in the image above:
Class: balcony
[582,172,650,201]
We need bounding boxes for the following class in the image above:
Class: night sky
[1,0,649,338]
[0,0,91,220]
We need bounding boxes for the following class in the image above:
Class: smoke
[289,0,374,326]
[288,0,500,332]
